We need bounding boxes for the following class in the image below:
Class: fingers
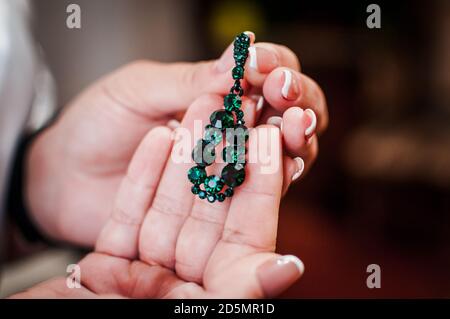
[203,125,305,297]
[78,253,191,298]
[95,126,173,259]
[174,98,258,283]
[138,95,221,269]
[204,125,283,291]
[266,106,318,192]
[101,33,305,120]
[281,107,318,160]
[204,252,304,298]
[282,156,305,196]
[245,43,301,88]
[223,125,283,252]
[263,67,328,134]
[138,94,258,270]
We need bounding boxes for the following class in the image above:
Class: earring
[187,32,250,203]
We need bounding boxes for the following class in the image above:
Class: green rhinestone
[207,194,216,203]
[198,190,206,199]
[224,188,234,197]
[192,139,215,166]
[222,145,246,164]
[191,185,200,194]
[204,125,222,145]
[226,124,249,145]
[204,175,224,194]
[216,193,225,202]
[234,44,249,53]
[188,166,207,184]
[235,124,249,141]
[232,66,244,80]
[235,109,244,120]
[210,110,234,130]
[233,52,248,65]
[235,33,250,47]
[224,94,242,112]
[221,164,246,187]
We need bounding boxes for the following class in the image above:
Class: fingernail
[244,31,256,43]
[248,46,258,70]
[248,46,279,73]
[281,70,299,100]
[303,109,317,138]
[167,119,181,129]
[292,157,305,181]
[250,94,264,112]
[267,116,282,129]
[257,255,304,298]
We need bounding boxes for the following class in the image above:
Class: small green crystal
[222,145,246,164]
[216,193,225,202]
[204,125,222,145]
[224,188,234,197]
[207,195,216,203]
[226,124,249,145]
[188,166,207,184]
[204,175,224,194]
[198,190,206,199]
[224,93,242,112]
[192,139,216,166]
[221,164,246,187]
[191,185,200,194]
[210,110,234,130]
[232,66,244,79]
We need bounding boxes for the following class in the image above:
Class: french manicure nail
[292,157,305,181]
[281,70,299,100]
[244,31,256,43]
[167,119,181,129]
[249,46,258,70]
[250,94,264,112]
[257,255,304,298]
[267,116,282,128]
[304,109,317,137]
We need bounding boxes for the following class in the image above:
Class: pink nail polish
[267,116,282,128]
[281,70,299,100]
[257,255,304,298]
[303,109,317,138]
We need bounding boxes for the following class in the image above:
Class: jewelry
[187,32,250,203]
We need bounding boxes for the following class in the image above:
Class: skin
[17,35,328,297]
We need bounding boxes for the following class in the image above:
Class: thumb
[255,254,305,298]
[101,32,255,119]
[208,252,304,298]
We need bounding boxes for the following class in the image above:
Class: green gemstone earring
[187,32,250,203]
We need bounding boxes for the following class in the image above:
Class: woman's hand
[26,33,328,246]
[12,93,304,298]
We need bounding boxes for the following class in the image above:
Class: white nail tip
[267,116,282,128]
[249,46,258,70]
[291,157,305,181]
[256,95,264,111]
[167,119,181,129]
[278,255,305,274]
[244,31,255,42]
[304,109,317,137]
[281,70,292,99]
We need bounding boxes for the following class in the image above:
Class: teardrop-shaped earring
[187,32,251,203]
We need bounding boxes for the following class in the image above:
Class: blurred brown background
[2,0,450,297]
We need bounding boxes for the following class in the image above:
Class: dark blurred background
[3,0,449,297]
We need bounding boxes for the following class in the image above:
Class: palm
[18,94,285,298]
[89,92,284,298]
